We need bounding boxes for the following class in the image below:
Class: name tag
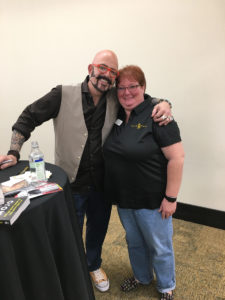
[115,119,123,126]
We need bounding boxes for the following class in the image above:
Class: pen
[0,159,13,166]
[16,166,29,175]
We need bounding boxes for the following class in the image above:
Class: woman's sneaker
[90,268,110,292]
[121,277,140,292]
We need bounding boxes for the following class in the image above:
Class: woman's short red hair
[116,65,146,90]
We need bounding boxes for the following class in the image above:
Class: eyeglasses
[92,64,119,78]
[117,85,140,93]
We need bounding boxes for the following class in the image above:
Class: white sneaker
[90,268,110,292]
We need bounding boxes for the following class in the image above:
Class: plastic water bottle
[29,141,46,181]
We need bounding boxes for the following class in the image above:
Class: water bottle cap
[31,141,39,147]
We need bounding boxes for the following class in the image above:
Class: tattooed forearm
[10,130,26,152]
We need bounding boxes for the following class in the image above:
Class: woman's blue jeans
[117,207,176,293]
[73,188,111,272]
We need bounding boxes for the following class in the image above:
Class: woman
[103,65,184,300]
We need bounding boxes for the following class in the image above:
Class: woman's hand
[158,198,177,219]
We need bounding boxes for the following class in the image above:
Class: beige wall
[1,0,225,210]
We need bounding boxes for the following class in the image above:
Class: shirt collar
[132,94,153,115]
[81,76,90,93]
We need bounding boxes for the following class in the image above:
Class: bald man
[0,50,172,292]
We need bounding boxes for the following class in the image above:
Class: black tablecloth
[0,161,95,300]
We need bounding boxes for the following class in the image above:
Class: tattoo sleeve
[10,130,26,152]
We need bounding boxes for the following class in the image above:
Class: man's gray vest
[53,84,119,183]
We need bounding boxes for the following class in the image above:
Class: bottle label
[29,161,37,181]
[29,161,36,172]
[34,159,46,181]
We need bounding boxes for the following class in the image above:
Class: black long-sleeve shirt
[13,77,107,194]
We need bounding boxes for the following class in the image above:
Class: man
[0,50,172,292]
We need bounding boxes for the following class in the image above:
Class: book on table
[15,181,63,199]
[0,196,30,225]
[1,180,62,199]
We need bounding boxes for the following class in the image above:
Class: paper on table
[0,170,52,196]
[10,170,52,183]
[1,180,29,194]
[1,178,26,187]
[16,182,63,199]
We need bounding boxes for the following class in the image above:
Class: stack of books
[0,175,62,225]
[0,196,30,225]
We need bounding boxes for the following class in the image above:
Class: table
[0,161,95,300]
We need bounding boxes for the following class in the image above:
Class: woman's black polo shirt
[103,95,181,209]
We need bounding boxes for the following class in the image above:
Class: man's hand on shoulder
[152,99,173,126]
[0,155,17,170]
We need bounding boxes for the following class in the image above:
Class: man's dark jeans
[73,188,112,272]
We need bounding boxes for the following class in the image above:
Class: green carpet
[92,206,225,300]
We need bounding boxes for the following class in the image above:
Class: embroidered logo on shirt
[131,123,147,129]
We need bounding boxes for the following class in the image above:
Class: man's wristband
[165,195,177,202]
[159,99,172,109]
[7,150,20,162]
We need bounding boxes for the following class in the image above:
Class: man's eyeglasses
[117,85,140,93]
[92,64,119,78]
